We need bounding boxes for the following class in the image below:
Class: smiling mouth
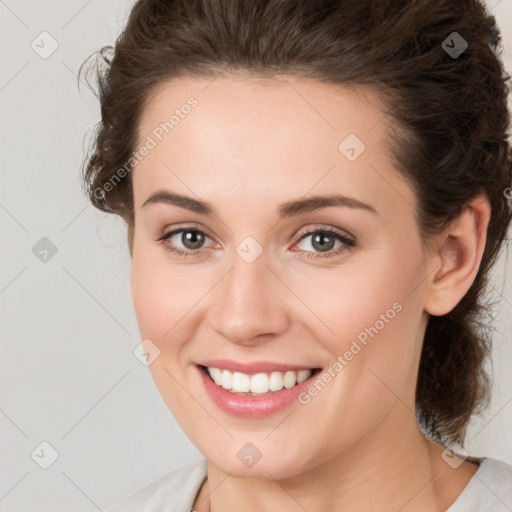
[199,365,322,396]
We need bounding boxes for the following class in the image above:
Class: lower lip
[197,365,318,418]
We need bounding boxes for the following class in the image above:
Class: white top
[106,457,512,511]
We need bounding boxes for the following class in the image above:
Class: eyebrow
[142,190,378,217]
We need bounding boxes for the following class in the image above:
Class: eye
[292,227,356,260]
[157,226,217,258]
[156,224,356,260]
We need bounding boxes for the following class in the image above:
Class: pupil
[312,233,334,252]
[183,231,204,249]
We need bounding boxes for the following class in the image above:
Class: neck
[195,408,478,512]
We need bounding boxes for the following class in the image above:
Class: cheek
[130,243,204,341]
[130,246,205,423]
[291,244,424,386]
[130,259,170,340]
[298,252,415,336]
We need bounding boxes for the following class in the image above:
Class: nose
[208,251,289,346]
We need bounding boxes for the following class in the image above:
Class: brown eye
[293,227,356,260]
[309,232,337,252]
[157,227,215,258]
[178,230,207,250]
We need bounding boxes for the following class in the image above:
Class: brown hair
[79,0,511,446]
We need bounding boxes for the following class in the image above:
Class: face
[130,74,431,479]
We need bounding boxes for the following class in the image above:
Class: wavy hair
[79,0,512,446]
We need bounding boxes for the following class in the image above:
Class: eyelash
[156,225,356,260]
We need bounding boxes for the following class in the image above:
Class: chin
[196,435,314,481]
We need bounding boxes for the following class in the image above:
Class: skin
[129,74,489,511]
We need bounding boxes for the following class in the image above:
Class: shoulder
[106,459,207,512]
[447,457,512,512]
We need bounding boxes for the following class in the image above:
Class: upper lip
[197,359,318,375]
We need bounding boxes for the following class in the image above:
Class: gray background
[1,1,511,510]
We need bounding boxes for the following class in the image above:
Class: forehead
[137,73,384,151]
[132,74,415,217]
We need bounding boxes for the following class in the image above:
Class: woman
[80,0,512,510]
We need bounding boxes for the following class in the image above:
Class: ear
[424,194,491,316]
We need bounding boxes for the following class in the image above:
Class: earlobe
[424,195,490,317]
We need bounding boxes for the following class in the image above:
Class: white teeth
[297,369,310,384]
[209,367,222,386]
[221,370,232,390]
[269,371,284,391]
[283,371,296,389]
[232,372,250,392]
[250,373,269,393]
[207,367,313,395]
